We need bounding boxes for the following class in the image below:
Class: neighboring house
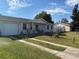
[0,15,53,35]
[53,23,70,32]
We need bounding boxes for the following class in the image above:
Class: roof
[32,19,46,24]
[0,15,32,22]
[0,15,53,25]
[34,18,53,25]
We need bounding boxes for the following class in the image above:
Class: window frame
[23,24,27,30]
[47,25,49,30]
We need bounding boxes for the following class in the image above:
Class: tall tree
[34,11,54,23]
[61,18,68,23]
[71,4,79,31]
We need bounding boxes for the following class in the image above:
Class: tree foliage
[61,18,68,23]
[34,11,54,23]
[71,4,79,31]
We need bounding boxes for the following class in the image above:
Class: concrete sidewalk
[18,40,79,59]
[30,38,79,59]
[30,38,71,48]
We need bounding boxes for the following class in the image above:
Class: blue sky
[0,0,79,22]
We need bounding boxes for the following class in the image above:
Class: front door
[36,25,39,31]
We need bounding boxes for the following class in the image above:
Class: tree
[61,18,68,23]
[34,11,54,23]
[71,4,79,31]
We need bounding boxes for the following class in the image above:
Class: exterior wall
[0,21,19,35]
[0,22,5,35]
[18,23,23,34]
[22,22,37,34]
[4,23,19,35]
[40,24,53,33]
[21,23,53,34]
[48,25,53,32]
[64,25,70,32]
[0,20,53,35]
[53,24,70,32]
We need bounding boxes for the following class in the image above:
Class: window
[23,24,26,30]
[30,23,32,30]
[51,25,53,29]
[47,25,49,30]
[36,25,39,31]
[30,26,32,30]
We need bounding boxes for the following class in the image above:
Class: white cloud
[44,8,70,15]
[66,0,79,6]
[7,0,32,13]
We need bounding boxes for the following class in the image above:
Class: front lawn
[34,32,79,48]
[0,37,61,59]
[26,39,66,51]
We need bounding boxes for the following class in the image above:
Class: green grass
[26,39,66,51]
[34,32,79,48]
[0,37,61,59]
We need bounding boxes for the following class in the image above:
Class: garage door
[4,23,19,35]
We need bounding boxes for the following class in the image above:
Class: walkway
[30,38,79,59]
[18,38,79,59]
[30,38,72,48]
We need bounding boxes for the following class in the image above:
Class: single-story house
[0,15,53,35]
[53,23,70,32]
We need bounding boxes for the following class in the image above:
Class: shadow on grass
[0,32,67,40]
[53,32,67,39]
[8,32,67,40]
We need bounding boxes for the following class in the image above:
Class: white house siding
[31,23,39,34]
[0,22,5,35]
[0,15,54,35]
[0,20,25,35]
[34,24,49,33]
[30,23,46,34]
[40,24,46,32]
[41,24,46,32]
[4,23,19,35]
[37,24,53,33]
[63,25,70,32]
[48,25,53,32]
[26,23,35,34]
[25,23,53,34]
[53,24,64,32]
[0,21,53,35]
[0,22,19,35]
[30,23,36,34]
[22,22,36,34]
[36,24,44,32]
[44,25,52,32]
[17,23,23,34]
[53,23,70,32]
